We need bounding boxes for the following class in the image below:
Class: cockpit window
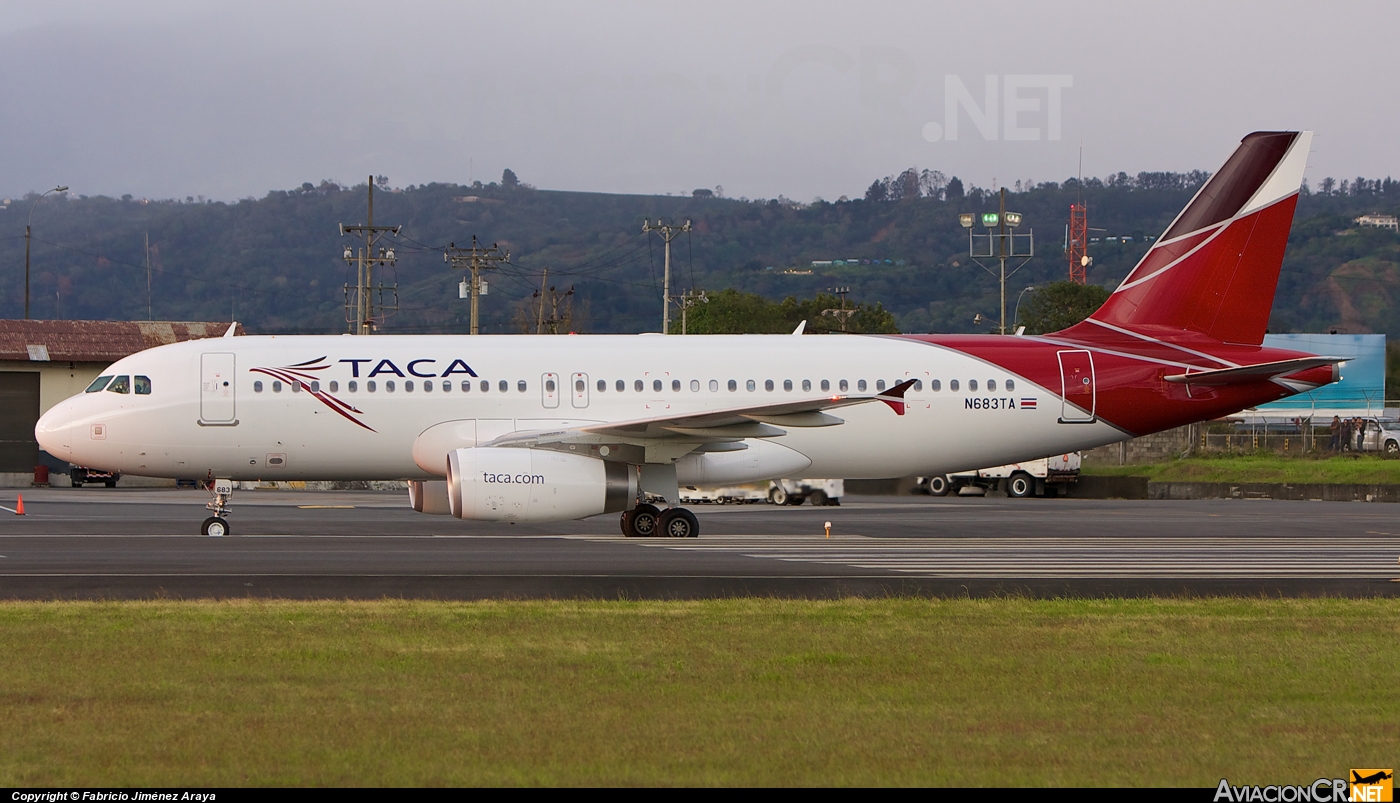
[86,375,113,393]
[134,375,152,395]
[107,375,131,394]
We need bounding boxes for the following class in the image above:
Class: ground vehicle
[70,466,120,487]
[1352,418,1400,454]
[768,478,843,506]
[920,453,1080,498]
[679,483,768,504]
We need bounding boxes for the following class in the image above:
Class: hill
[1,171,1395,336]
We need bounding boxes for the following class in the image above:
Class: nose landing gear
[202,478,234,536]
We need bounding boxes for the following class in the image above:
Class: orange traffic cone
[15,494,24,515]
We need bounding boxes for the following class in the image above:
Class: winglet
[875,379,917,415]
[223,322,239,338]
[792,320,806,335]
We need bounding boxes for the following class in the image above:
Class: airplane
[1353,771,1393,786]
[35,130,1340,539]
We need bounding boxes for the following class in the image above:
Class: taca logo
[338,359,478,379]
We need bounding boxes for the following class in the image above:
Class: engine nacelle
[446,447,636,522]
[408,480,452,515]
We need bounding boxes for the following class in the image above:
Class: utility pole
[534,267,549,334]
[642,218,691,333]
[340,176,401,335]
[25,185,67,320]
[445,235,509,335]
[145,232,152,320]
[960,187,1033,334]
[675,289,708,335]
[823,286,855,332]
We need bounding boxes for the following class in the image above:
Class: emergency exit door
[200,352,237,423]
[1057,350,1096,423]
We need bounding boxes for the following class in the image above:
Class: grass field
[2,599,1398,786]
[1083,454,1400,485]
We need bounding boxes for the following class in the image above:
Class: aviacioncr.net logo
[1214,778,1350,802]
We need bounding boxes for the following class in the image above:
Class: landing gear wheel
[620,509,638,537]
[201,516,230,537]
[1007,472,1034,499]
[808,490,828,507]
[659,507,700,538]
[629,504,662,538]
[768,485,789,506]
[926,476,950,497]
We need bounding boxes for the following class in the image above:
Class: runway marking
[573,535,1400,578]
[296,505,357,509]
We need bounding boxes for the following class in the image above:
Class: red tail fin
[1078,131,1311,345]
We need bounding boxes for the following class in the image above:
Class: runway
[0,487,1397,598]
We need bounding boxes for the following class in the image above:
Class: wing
[486,380,917,462]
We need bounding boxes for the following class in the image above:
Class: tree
[864,180,888,203]
[502,168,519,189]
[692,188,714,198]
[1019,281,1112,334]
[944,176,964,201]
[890,168,921,201]
[671,289,899,334]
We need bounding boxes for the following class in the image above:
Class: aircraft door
[200,352,237,424]
[541,373,560,409]
[1057,350,1095,423]
[571,372,589,408]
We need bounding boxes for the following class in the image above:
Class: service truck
[919,453,1080,498]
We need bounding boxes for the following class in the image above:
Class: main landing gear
[620,503,699,538]
[202,478,234,536]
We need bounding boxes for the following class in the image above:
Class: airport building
[0,320,240,486]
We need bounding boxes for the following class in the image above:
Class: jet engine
[446,447,636,522]
[408,480,452,515]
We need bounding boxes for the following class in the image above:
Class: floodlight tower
[1068,203,1089,284]
[961,188,1033,334]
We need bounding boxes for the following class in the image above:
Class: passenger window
[254,380,264,393]
[310,380,320,393]
[857,379,867,392]
[821,380,830,391]
[709,379,719,392]
[86,375,113,393]
[480,380,489,392]
[385,381,395,392]
[727,379,737,391]
[802,379,811,392]
[950,379,959,391]
[598,379,606,392]
[368,381,377,392]
[349,381,358,392]
[461,380,471,392]
[691,379,700,392]
[764,379,774,391]
[746,380,756,391]
[272,380,283,393]
[783,379,792,391]
[107,375,131,394]
[931,379,941,391]
[839,380,848,392]
[330,381,339,393]
[518,380,527,392]
[876,379,885,391]
[672,379,681,392]
[914,379,923,391]
[616,379,625,392]
[969,379,978,392]
[1006,379,1015,391]
[441,380,450,392]
[499,380,508,392]
[653,379,662,392]
[545,379,556,392]
[423,380,432,393]
[634,379,643,392]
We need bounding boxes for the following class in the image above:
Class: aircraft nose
[35,400,76,462]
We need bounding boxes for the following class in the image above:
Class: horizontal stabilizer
[1163,356,1345,386]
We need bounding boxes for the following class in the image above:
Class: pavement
[0,487,1397,599]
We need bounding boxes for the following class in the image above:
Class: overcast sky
[2,0,1395,202]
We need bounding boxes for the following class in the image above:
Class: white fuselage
[36,334,1124,483]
